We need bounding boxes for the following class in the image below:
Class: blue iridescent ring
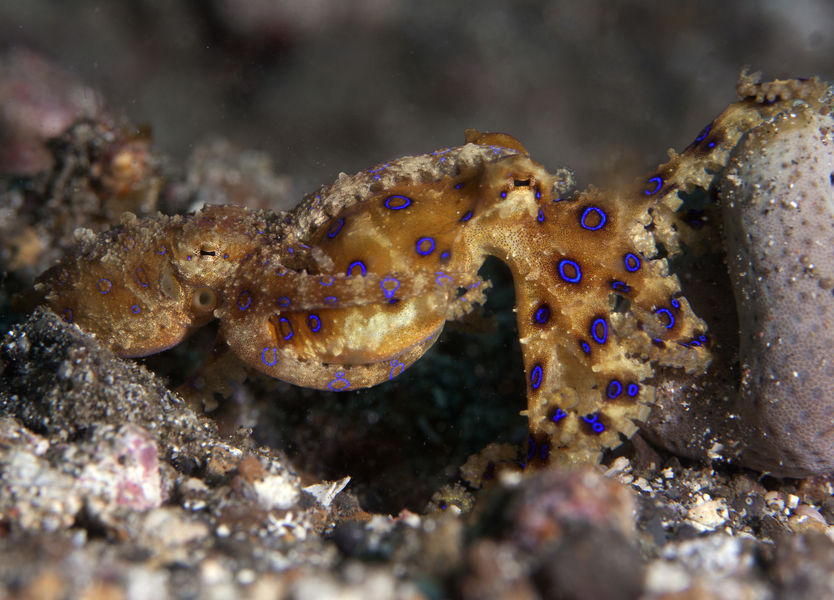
[627,383,640,397]
[580,206,607,231]
[416,237,435,256]
[558,259,582,283]
[261,347,279,366]
[389,360,405,380]
[582,413,605,433]
[606,380,622,399]
[531,365,543,390]
[135,267,150,288]
[655,308,675,329]
[328,372,350,392]
[591,318,608,344]
[694,122,711,142]
[308,314,322,332]
[327,218,344,238]
[278,317,294,340]
[534,304,551,325]
[624,253,641,272]
[644,176,663,196]
[237,290,252,311]
[384,195,411,210]
[347,261,367,277]
[381,277,400,299]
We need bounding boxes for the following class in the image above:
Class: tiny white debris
[303,476,350,508]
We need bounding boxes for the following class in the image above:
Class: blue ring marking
[328,371,350,392]
[275,266,289,277]
[530,365,543,390]
[384,195,411,210]
[591,318,608,344]
[440,251,451,261]
[135,267,150,288]
[551,408,567,423]
[318,275,334,286]
[186,256,192,261]
[558,259,582,283]
[237,290,252,311]
[534,304,551,325]
[500,191,508,198]
[278,317,294,340]
[606,380,622,399]
[261,347,278,366]
[223,253,229,259]
[536,190,542,199]
[537,209,545,223]
[369,162,390,180]
[62,308,73,323]
[526,435,537,465]
[156,245,167,255]
[580,206,607,231]
[694,122,711,142]
[327,218,344,238]
[381,277,400,299]
[130,304,141,314]
[580,340,591,355]
[612,280,631,293]
[460,210,473,222]
[436,271,453,285]
[627,383,640,397]
[454,182,465,190]
[347,261,367,277]
[656,308,675,329]
[582,414,606,434]
[277,296,291,307]
[97,278,112,294]
[707,141,716,148]
[416,237,435,256]
[324,296,338,305]
[389,360,405,380]
[308,314,322,332]
[644,176,663,195]
[624,253,641,272]
[671,297,681,309]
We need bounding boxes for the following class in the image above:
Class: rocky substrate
[2,309,834,600]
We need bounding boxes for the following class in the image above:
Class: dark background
[3,0,831,197]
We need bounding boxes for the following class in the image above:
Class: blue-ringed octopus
[29,71,834,475]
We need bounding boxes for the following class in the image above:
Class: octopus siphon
[29,72,834,474]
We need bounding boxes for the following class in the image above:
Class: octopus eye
[192,287,218,312]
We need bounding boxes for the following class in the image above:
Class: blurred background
[2,0,832,196]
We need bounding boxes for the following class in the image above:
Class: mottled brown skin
[32,73,834,472]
